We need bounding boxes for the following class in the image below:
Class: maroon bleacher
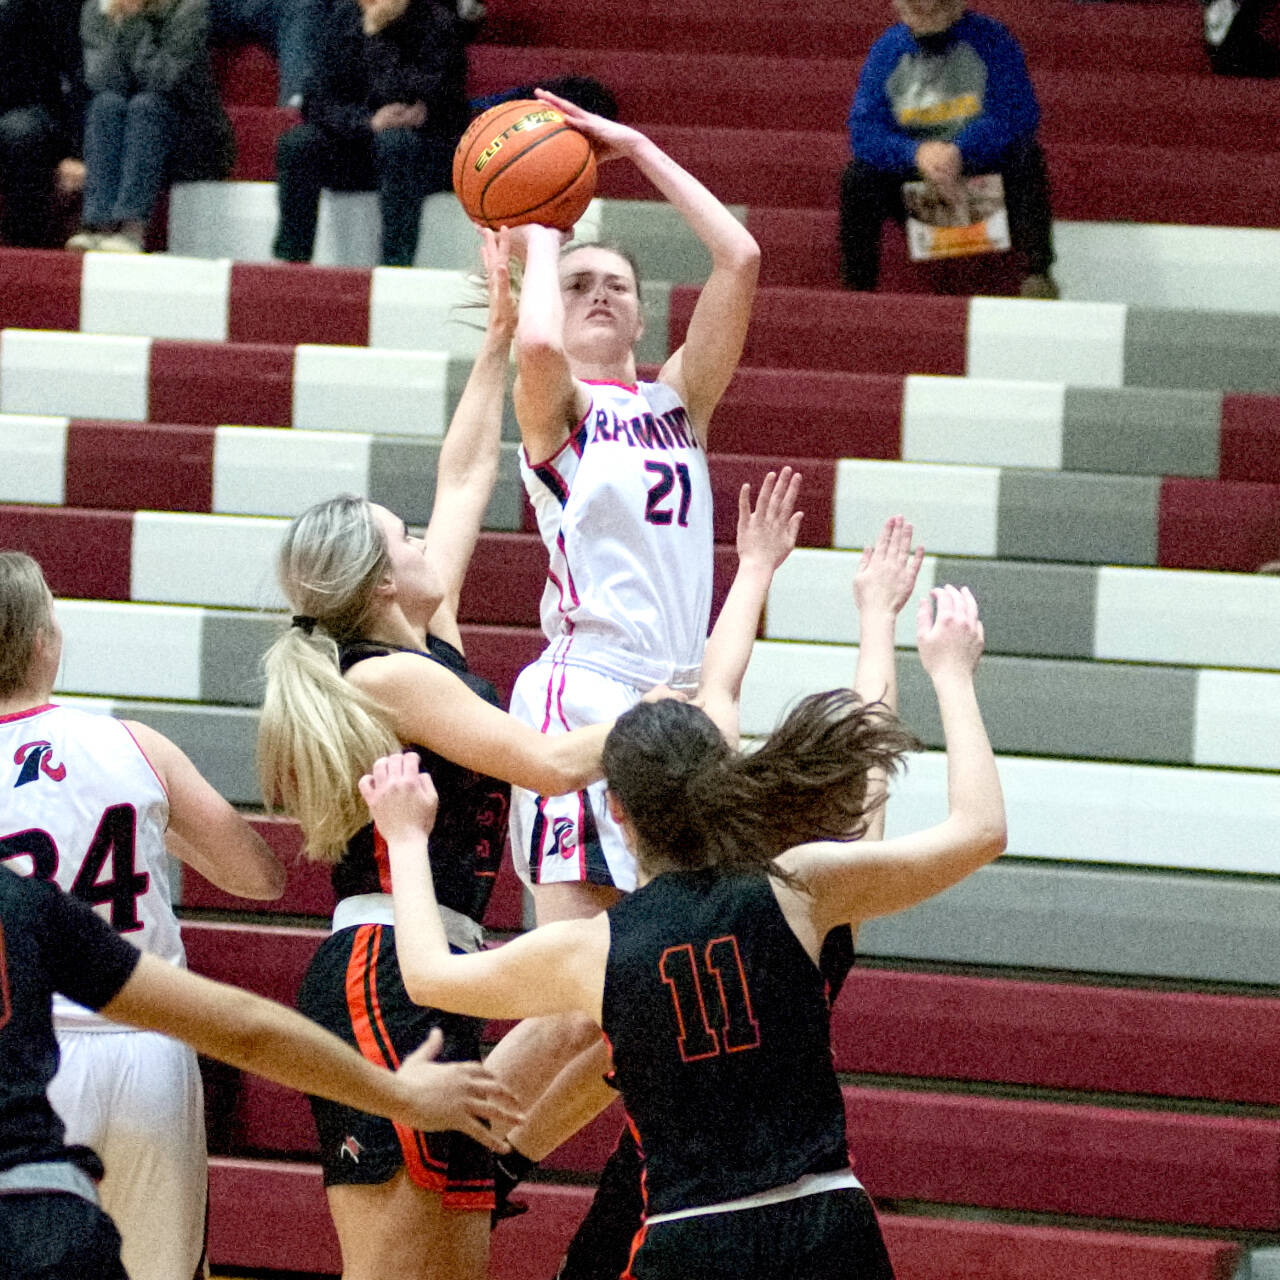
[832,967,1280,1105]
[1158,477,1280,572]
[227,261,373,347]
[206,1163,1242,1280]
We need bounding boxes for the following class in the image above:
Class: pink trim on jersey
[0,703,55,725]
[547,566,572,619]
[581,378,640,393]
[555,533,581,607]
[539,641,561,733]
[546,654,587,879]
[522,400,594,469]
[117,720,170,801]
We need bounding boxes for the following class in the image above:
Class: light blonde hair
[257,496,400,861]
[0,552,54,700]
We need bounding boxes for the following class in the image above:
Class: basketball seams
[480,131,594,224]
[453,98,597,230]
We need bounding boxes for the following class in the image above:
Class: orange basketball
[453,99,597,231]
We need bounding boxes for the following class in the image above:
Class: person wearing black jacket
[272,0,468,267]
[0,0,84,247]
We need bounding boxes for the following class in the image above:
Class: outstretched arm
[533,87,759,440]
[347,653,610,796]
[125,720,286,901]
[786,585,1005,934]
[425,227,518,640]
[695,468,803,745]
[102,956,522,1147]
[511,222,587,465]
[362,754,609,1021]
[851,516,924,840]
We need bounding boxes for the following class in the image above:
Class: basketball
[453,99,598,231]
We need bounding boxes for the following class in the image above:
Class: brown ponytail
[602,691,921,882]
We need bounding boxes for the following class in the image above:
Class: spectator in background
[68,0,234,253]
[207,0,329,106]
[0,0,85,248]
[838,0,1058,299]
[272,0,468,268]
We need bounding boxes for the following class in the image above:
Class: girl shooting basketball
[484,91,762,1201]
[505,86,761,920]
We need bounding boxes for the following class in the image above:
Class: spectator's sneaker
[95,231,145,254]
[65,229,102,252]
[1019,272,1060,300]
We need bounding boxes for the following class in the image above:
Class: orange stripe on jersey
[620,1112,649,1279]
[444,1189,494,1212]
[620,1222,648,1280]
[343,925,458,1194]
[345,925,388,1068]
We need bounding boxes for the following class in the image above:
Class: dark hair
[602,691,922,883]
[540,76,619,121]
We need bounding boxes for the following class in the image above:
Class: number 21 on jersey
[659,935,761,1062]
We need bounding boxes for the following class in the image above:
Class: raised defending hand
[358,752,439,844]
[533,86,644,163]
[393,1028,524,1150]
[736,467,804,573]
[479,226,517,339]
[916,585,984,680]
[854,515,924,620]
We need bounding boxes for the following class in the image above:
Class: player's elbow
[715,232,760,277]
[515,327,565,373]
[966,813,1007,864]
[536,744,596,797]
[400,963,455,1012]
[224,849,288,901]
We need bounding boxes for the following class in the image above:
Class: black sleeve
[364,1,466,117]
[41,883,142,1012]
[304,2,375,139]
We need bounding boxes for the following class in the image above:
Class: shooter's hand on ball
[533,86,640,163]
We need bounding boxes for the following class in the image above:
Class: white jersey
[0,702,180,1029]
[520,379,714,689]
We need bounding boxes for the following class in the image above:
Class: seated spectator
[0,0,85,248]
[1203,0,1280,75]
[838,0,1058,299]
[68,0,234,253]
[207,0,328,107]
[272,0,468,269]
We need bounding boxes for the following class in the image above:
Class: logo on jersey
[340,1135,363,1163]
[13,741,66,787]
[552,817,577,859]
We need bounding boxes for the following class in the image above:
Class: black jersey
[335,635,510,922]
[0,866,140,1172]
[602,870,851,1217]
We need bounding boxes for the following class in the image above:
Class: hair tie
[292,615,318,635]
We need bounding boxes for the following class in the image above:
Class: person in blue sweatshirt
[838,0,1058,298]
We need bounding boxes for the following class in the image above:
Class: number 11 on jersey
[659,935,761,1062]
